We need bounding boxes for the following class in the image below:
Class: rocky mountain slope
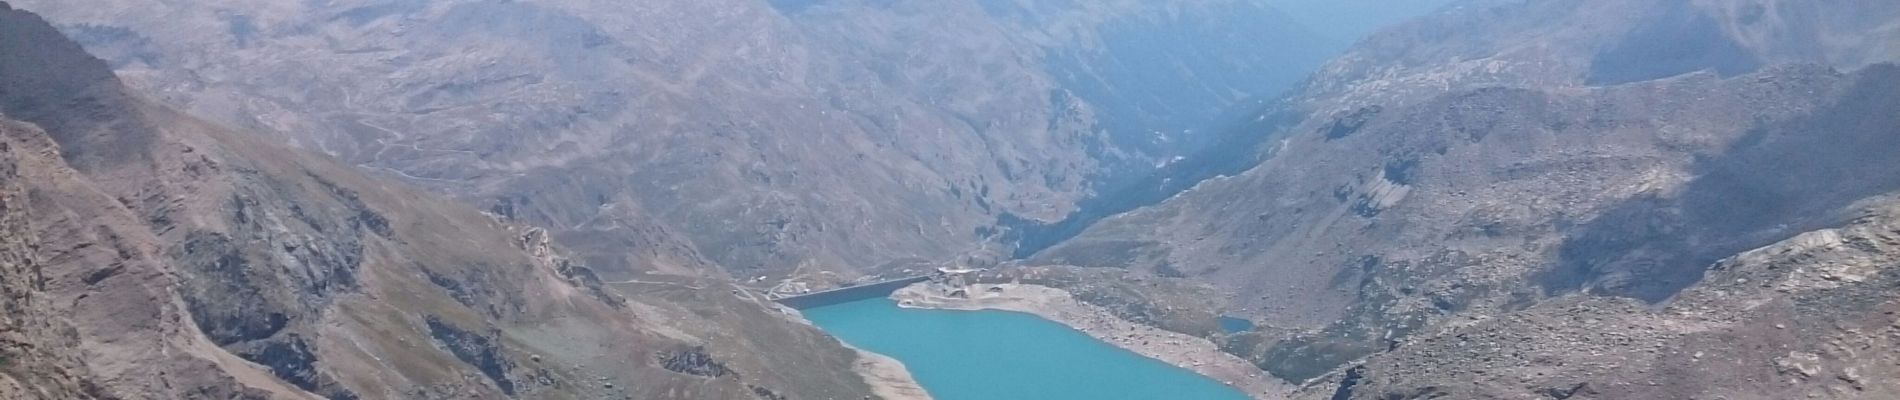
[1034,0,1900,389]
[0,115,97,400]
[0,3,887,398]
[10,0,1343,286]
[1305,192,1900,399]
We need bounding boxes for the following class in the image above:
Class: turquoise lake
[802,298,1252,400]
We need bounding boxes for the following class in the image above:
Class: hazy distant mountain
[9,0,1347,289]
[0,3,883,398]
[1263,0,1458,42]
[1034,0,1900,392]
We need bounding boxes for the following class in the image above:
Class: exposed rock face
[0,119,94,400]
[10,0,1339,284]
[0,3,885,398]
[1307,199,1900,399]
[1037,0,1900,388]
[659,346,734,378]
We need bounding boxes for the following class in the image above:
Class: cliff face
[9,0,1342,285]
[0,113,311,400]
[0,3,881,398]
[0,121,94,400]
[1035,0,1900,388]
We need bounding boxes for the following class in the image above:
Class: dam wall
[776,276,930,309]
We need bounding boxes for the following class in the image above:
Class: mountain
[10,0,1345,288]
[0,3,890,398]
[14,0,1893,398]
[1033,0,1900,389]
[0,112,96,400]
[1309,177,1900,399]
[1263,0,1459,42]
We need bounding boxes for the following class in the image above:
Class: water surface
[1219,316,1256,334]
[803,298,1251,400]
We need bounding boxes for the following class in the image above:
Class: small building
[936,266,982,288]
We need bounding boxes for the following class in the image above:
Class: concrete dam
[773,275,931,309]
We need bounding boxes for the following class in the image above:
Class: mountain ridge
[0,3,892,398]
[1030,0,1900,391]
[10,0,1351,289]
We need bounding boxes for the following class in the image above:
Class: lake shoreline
[889,283,1292,400]
[847,344,934,400]
[780,305,935,400]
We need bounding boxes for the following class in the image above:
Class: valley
[10,0,1351,287]
[3,0,1899,399]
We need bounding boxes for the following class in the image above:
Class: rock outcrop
[1307,198,1900,399]
[0,118,97,400]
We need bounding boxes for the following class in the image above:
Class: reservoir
[802,298,1252,400]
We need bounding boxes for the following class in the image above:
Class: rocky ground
[0,114,107,400]
[845,346,933,400]
[890,282,1293,399]
[1301,198,1900,399]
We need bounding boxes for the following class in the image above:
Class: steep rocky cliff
[0,3,883,398]
[1036,0,1900,389]
[0,120,95,400]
